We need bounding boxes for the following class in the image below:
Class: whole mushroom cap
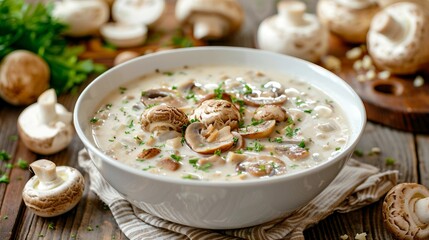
[140,104,189,133]
[317,0,379,43]
[22,160,85,217]
[253,105,288,122]
[0,50,49,106]
[192,99,241,130]
[367,2,429,74]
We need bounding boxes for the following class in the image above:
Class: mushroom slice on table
[236,156,286,177]
[175,0,244,40]
[18,89,74,155]
[140,105,189,133]
[22,159,84,217]
[112,0,166,26]
[100,23,148,48]
[383,183,429,240]
[191,99,241,130]
[185,122,234,154]
[275,144,310,160]
[141,88,187,108]
[253,105,288,122]
[239,120,276,139]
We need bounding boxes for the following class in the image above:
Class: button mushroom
[257,0,329,62]
[253,105,288,122]
[239,120,276,139]
[243,81,287,107]
[141,88,187,108]
[140,104,189,133]
[382,183,429,239]
[52,0,109,37]
[22,159,84,217]
[175,0,244,40]
[367,2,429,74]
[185,122,234,154]
[317,0,379,43]
[236,156,287,177]
[275,144,310,160]
[100,23,148,48]
[18,89,74,155]
[0,50,49,106]
[191,99,241,130]
[112,0,166,27]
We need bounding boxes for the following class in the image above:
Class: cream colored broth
[91,65,349,181]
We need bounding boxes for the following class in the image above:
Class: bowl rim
[74,46,366,187]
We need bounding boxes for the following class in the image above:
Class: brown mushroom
[243,81,287,107]
[137,148,161,160]
[191,99,241,130]
[236,156,286,177]
[141,88,187,108]
[239,120,276,139]
[253,105,288,122]
[229,131,245,151]
[157,157,181,171]
[383,183,429,240]
[275,144,310,160]
[140,105,189,133]
[185,122,234,154]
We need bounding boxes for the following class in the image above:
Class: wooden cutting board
[326,34,429,133]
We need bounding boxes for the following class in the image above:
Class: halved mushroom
[275,144,309,160]
[185,122,234,154]
[137,148,161,160]
[191,99,241,130]
[141,88,187,108]
[157,157,181,171]
[140,105,189,133]
[383,183,429,239]
[22,160,84,217]
[239,120,276,139]
[243,81,287,107]
[178,79,206,96]
[253,105,288,122]
[236,156,286,177]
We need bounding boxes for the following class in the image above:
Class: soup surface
[91,65,349,181]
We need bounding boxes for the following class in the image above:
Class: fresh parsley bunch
[0,0,105,94]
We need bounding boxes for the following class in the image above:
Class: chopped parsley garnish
[274,137,283,143]
[253,141,264,152]
[385,157,396,166]
[250,118,264,126]
[259,164,266,171]
[0,174,10,184]
[182,174,198,180]
[48,222,55,230]
[143,166,155,171]
[285,126,300,138]
[162,71,174,76]
[171,86,177,90]
[231,96,245,115]
[233,137,239,145]
[335,147,341,151]
[106,103,112,109]
[353,149,364,157]
[235,149,243,154]
[186,91,197,103]
[190,118,199,123]
[141,91,147,96]
[146,103,158,109]
[90,117,99,123]
[214,149,221,156]
[0,150,11,161]
[170,154,182,162]
[86,226,94,231]
[128,120,134,128]
[189,158,199,167]
[199,163,213,172]
[119,87,127,94]
[214,83,225,99]
[238,120,245,128]
[243,84,253,95]
[286,118,294,125]
[304,109,313,114]
[298,140,306,148]
[295,98,305,106]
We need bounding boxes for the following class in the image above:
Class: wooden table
[1,1,428,239]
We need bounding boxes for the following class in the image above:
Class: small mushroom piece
[157,157,181,171]
[0,50,49,106]
[100,23,148,48]
[257,0,329,62]
[185,122,234,154]
[175,0,244,40]
[253,105,288,122]
[197,155,225,168]
[112,0,166,27]
[367,2,429,74]
[239,120,276,139]
[243,81,288,107]
[18,89,74,155]
[141,88,187,108]
[192,99,241,130]
[317,0,379,43]
[52,0,109,37]
[236,156,286,177]
[22,159,84,217]
[226,151,248,164]
[137,148,161,160]
[383,183,429,239]
[140,105,189,133]
[275,144,310,160]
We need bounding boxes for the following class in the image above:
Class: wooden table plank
[417,135,429,187]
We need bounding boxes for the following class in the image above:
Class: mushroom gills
[185,122,234,154]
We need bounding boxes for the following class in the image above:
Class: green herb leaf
[385,157,396,166]
[170,154,182,162]
[0,174,10,184]
[0,150,11,161]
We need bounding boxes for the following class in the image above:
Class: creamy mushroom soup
[91,65,349,181]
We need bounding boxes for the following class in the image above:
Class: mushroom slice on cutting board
[239,120,276,139]
[236,156,286,177]
[383,183,429,240]
[22,159,84,217]
[185,122,234,154]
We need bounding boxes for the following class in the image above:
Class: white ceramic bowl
[74,47,366,229]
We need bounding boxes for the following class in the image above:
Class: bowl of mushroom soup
[74,47,366,229]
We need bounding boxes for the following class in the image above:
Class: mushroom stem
[415,197,429,224]
[277,0,306,26]
[192,14,229,39]
[374,13,403,41]
[30,160,64,190]
[37,89,58,125]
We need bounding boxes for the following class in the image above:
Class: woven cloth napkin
[78,149,398,240]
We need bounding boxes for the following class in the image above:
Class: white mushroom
[383,183,429,239]
[236,156,287,177]
[140,104,189,133]
[376,0,429,9]
[367,2,429,74]
[52,0,109,37]
[112,0,166,27]
[22,159,84,217]
[257,0,329,62]
[175,0,244,40]
[0,50,50,106]
[18,89,74,155]
[185,122,235,154]
[191,99,241,130]
[317,0,379,43]
[239,120,276,139]
[253,105,288,122]
[100,23,148,48]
